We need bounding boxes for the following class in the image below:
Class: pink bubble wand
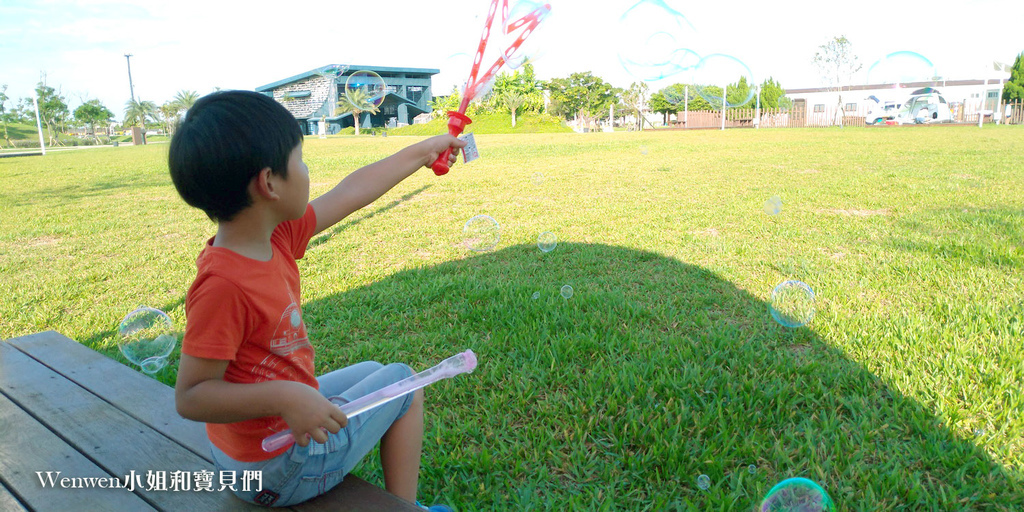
[262,350,478,453]
[431,0,552,175]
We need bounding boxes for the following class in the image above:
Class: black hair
[168,90,303,222]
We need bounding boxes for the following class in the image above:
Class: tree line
[430,62,790,130]
[0,82,200,147]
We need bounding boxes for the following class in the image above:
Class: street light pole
[124,53,136,103]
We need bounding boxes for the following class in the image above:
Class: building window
[813,104,825,113]
[844,103,857,112]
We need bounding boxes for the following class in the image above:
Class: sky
[1,0,1021,122]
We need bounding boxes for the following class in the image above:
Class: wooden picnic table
[0,331,422,512]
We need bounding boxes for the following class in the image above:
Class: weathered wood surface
[0,331,421,512]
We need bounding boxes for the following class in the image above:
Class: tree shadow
[307,184,432,250]
[294,242,1022,510]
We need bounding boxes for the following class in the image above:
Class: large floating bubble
[688,53,756,109]
[617,0,697,82]
[464,215,501,252]
[760,477,835,512]
[866,51,937,86]
[769,280,816,328]
[118,306,177,374]
[345,70,387,112]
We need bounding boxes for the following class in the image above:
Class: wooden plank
[0,391,156,511]
[0,480,28,512]
[293,476,421,512]
[6,331,211,461]
[0,342,263,511]
[4,332,422,512]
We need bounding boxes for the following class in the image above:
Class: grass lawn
[1,125,1022,510]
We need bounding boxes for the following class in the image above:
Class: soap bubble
[764,196,783,215]
[317,64,349,80]
[531,291,541,300]
[617,0,697,82]
[761,477,835,512]
[867,51,936,86]
[532,172,544,185]
[345,70,387,112]
[640,145,649,155]
[117,306,177,374]
[749,464,757,475]
[770,280,816,328]
[697,474,710,490]
[688,53,756,109]
[464,214,501,252]
[560,284,574,299]
[537,231,557,252]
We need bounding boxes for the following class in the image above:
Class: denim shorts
[211,361,415,507]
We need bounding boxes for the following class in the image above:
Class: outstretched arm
[310,134,466,236]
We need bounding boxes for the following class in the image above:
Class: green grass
[1,126,1022,510]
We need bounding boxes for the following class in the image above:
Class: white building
[783,76,1011,126]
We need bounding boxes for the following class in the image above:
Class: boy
[169,90,465,509]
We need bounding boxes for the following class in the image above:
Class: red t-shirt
[182,204,318,462]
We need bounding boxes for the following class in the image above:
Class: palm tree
[336,88,380,136]
[501,91,526,128]
[123,98,158,129]
[173,90,199,111]
[159,101,180,135]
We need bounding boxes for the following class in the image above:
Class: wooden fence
[664,100,1024,129]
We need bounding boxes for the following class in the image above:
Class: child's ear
[252,167,279,201]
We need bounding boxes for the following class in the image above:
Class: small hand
[279,383,348,447]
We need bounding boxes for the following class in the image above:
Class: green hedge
[389,111,572,136]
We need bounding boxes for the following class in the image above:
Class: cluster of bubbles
[694,473,833,510]
[616,0,755,109]
[761,195,817,328]
[117,306,177,374]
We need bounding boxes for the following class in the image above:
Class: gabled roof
[256,64,441,92]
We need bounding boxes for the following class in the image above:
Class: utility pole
[124,53,136,103]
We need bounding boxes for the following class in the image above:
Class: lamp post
[124,54,136,103]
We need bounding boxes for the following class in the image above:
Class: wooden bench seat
[0,331,421,512]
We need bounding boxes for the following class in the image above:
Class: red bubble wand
[431,0,552,175]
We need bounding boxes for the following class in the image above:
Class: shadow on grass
[290,242,1023,510]
[307,184,432,250]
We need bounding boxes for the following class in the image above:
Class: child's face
[282,143,310,219]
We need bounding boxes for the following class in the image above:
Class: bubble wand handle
[430,0,549,175]
[262,350,478,453]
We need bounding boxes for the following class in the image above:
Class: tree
[757,77,786,109]
[429,86,461,119]
[0,85,10,147]
[73,99,114,142]
[173,90,200,111]
[621,82,650,130]
[546,72,618,128]
[813,35,862,127]
[491,62,544,113]
[35,82,70,146]
[335,88,379,136]
[1003,52,1024,102]
[500,91,526,128]
[123,98,157,129]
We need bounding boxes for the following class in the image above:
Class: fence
[664,100,1024,129]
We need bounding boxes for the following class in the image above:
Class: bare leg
[380,388,424,503]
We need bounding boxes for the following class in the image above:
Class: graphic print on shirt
[269,301,309,356]
[250,295,314,383]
